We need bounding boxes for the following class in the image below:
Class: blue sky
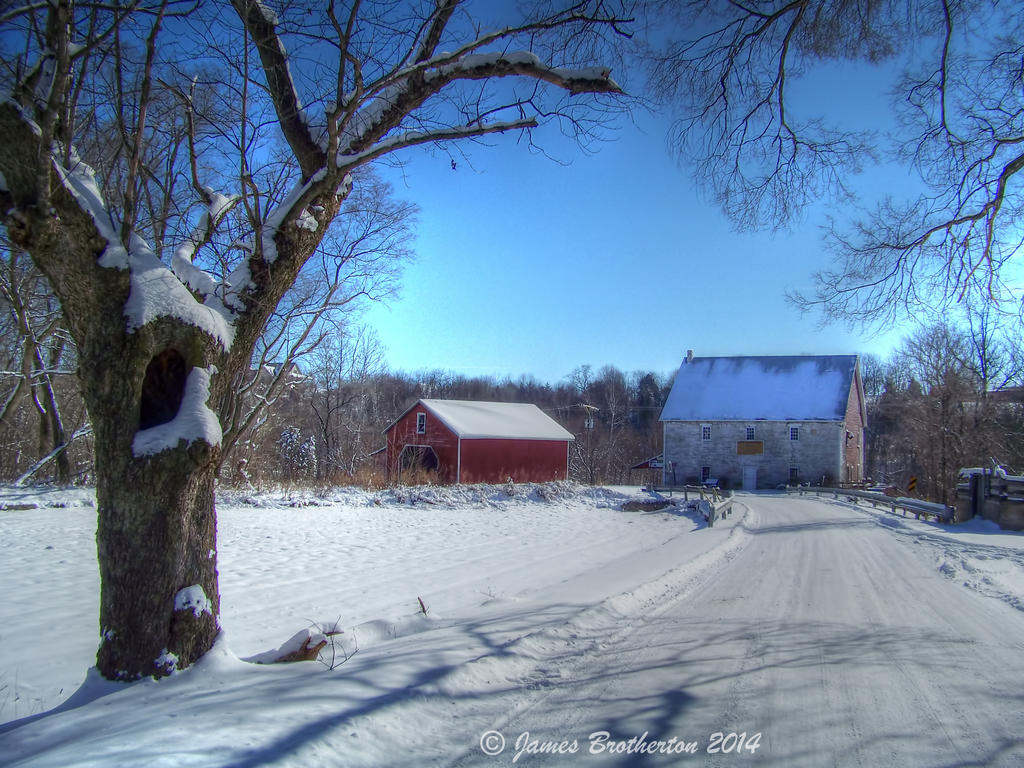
[363,70,909,386]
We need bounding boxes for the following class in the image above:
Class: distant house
[384,399,575,485]
[659,354,866,490]
[629,454,665,487]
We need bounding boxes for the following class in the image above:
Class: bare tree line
[863,306,1024,506]
[240,359,674,489]
[0,299,675,487]
[4,251,1021,502]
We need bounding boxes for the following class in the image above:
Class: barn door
[398,445,439,480]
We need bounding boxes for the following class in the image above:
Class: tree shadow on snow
[5,602,1024,767]
[221,607,1024,767]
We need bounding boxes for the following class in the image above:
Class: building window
[416,412,426,434]
[789,426,799,441]
[789,467,800,485]
[701,425,712,441]
[701,466,712,482]
[746,426,755,440]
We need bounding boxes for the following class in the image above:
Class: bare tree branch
[230,0,327,179]
[654,0,1024,328]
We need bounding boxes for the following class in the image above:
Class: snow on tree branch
[51,150,129,270]
[170,189,241,301]
[337,50,621,160]
[58,156,236,349]
[258,168,329,265]
[336,119,539,169]
[430,51,620,95]
[1,96,238,352]
[126,244,236,352]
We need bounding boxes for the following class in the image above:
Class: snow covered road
[2,487,1024,766]
[462,494,1024,767]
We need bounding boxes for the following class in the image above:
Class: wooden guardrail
[647,485,735,527]
[787,486,955,523]
[709,495,734,527]
[650,484,730,502]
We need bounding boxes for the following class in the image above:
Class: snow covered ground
[1,484,1023,766]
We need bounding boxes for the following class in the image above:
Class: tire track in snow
[441,504,757,766]
[446,494,1024,767]
[759,495,1024,767]
[825,496,1024,618]
[845,499,1017,767]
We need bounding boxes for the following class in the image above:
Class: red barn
[384,399,574,485]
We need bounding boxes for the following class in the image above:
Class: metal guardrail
[787,486,956,523]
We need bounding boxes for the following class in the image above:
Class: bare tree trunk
[3,105,225,677]
[44,339,72,484]
[34,366,71,484]
[85,341,222,679]
[95,453,219,679]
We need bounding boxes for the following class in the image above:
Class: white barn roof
[418,399,574,441]
[660,355,859,422]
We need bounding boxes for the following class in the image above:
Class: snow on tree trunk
[85,341,224,679]
[80,331,224,678]
[96,459,219,679]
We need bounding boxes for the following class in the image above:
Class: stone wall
[663,420,843,490]
[956,470,1024,531]
[842,370,866,482]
